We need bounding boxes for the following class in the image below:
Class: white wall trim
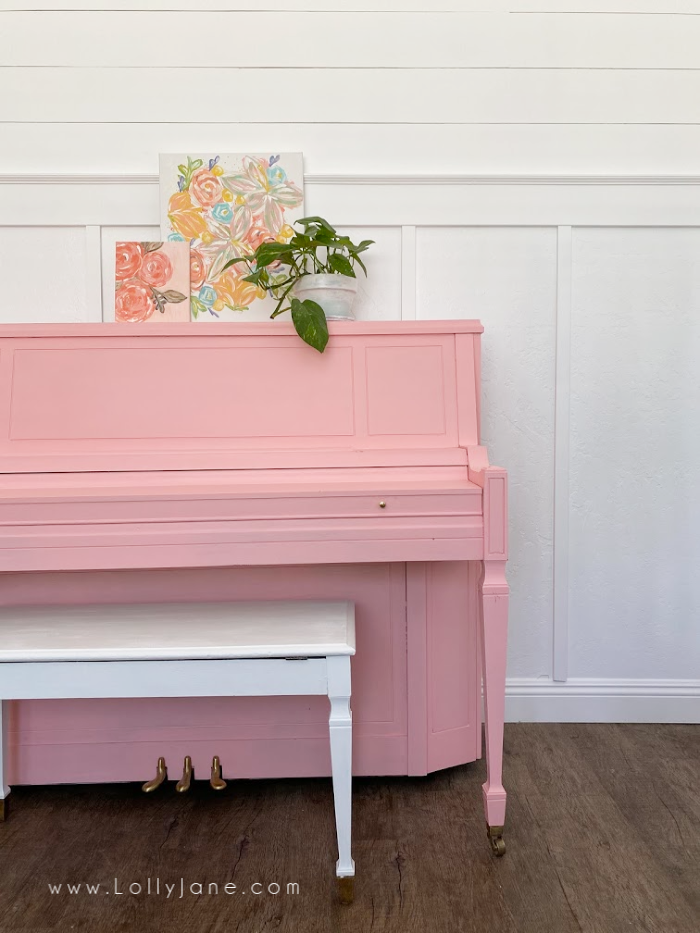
[5,173,700,187]
[553,226,571,683]
[400,225,416,320]
[506,678,700,723]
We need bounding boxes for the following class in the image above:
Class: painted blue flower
[211,201,233,224]
[167,232,186,242]
[198,286,217,307]
[266,165,287,186]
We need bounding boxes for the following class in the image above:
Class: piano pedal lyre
[210,756,227,791]
[142,757,168,793]
[175,756,193,793]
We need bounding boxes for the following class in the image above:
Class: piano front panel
[0,563,479,783]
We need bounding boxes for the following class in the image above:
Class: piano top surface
[0,320,484,338]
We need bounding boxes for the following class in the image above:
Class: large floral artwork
[114,241,190,323]
[159,153,304,321]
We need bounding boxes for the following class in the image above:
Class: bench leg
[480,560,509,855]
[327,655,354,899]
[0,701,10,820]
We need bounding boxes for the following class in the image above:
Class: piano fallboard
[0,466,485,571]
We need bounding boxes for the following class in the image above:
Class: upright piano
[0,320,509,850]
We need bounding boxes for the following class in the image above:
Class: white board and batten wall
[0,2,699,723]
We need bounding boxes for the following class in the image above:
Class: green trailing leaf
[221,256,252,274]
[297,216,337,235]
[328,253,355,277]
[291,298,329,353]
[354,254,368,276]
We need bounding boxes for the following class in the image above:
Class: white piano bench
[0,599,356,900]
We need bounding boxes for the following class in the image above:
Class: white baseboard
[505,678,700,724]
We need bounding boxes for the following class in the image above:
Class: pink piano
[0,320,509,854]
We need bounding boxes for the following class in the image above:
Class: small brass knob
[379,501,386,509]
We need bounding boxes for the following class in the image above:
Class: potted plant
[223,216,373,353]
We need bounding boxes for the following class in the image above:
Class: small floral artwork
[114,241,190,323]
[159,153,304,321]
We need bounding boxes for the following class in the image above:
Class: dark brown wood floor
[0,723,698,932]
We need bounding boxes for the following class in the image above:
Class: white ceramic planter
[293,274,358,321]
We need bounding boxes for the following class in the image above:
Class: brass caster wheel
[210,756,227,791]
[142,757,167,793]
[0,797,8,821]
[487,825,506,857]
[337,876,354,905]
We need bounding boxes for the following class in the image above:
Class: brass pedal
[210,755,227,791]
[175,756,193,794]
[142,757,167,793]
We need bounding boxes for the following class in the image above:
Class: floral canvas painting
[114,241,190,323]
[159,153,304,321]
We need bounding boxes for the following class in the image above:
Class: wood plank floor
[0,724,698,932]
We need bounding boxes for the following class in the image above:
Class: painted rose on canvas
[114,241,190,323]
[159,153,304,321]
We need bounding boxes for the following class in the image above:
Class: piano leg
[327,655,355,902]
[480,559,509,856]
[0,700,10,821]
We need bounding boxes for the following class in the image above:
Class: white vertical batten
[553,225,572,683]
[401,226,416,320]
[84,225,103,321]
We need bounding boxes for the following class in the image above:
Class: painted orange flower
[214,271,265,312]
[190,249,207,290]
[167,190,208,240]
[115,281,156,322]
[140,250,173,289]
[115,242,143,281]
[190,168,223,209]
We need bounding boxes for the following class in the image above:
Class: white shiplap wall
[1,2,699,722]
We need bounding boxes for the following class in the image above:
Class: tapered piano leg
[0,701,11,820]
[480,559,509,855]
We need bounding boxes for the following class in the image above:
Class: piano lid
[0,321,482,474]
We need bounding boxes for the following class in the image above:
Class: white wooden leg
[327,655,354,883]
[0,700,11,820]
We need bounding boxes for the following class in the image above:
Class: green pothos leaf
[328,253,355,277]
[290,298,329,353]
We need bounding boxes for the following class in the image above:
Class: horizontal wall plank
[4,177,700,226]
[5,12,700,68]
[6,123,700,176]
[2,2,700,12]
[4,68,700,124]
